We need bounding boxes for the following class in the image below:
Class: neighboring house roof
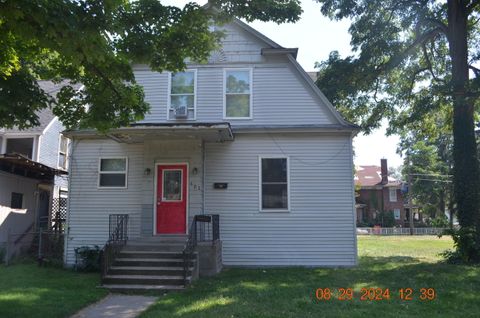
[355,165,401,187]
[307,72,317,82]
[1,80,80,135]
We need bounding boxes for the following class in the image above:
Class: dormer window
[224,69,252,119]
[168,70,196,120]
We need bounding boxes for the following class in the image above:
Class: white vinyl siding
[389,188,397,202]
[224,69,252,119]
[205,133,356,266]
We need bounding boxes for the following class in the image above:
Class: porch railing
[182,214,220,285]
[101,214,129,280]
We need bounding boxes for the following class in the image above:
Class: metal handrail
[182,214,220,285]
[101,214,129,280]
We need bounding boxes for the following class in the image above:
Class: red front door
[156,164,187,234]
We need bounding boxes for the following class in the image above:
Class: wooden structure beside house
[64,18,359,291]
[0,83,71,257]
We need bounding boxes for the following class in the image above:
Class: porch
[99,213,222,291]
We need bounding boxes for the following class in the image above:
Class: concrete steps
[101,236,197,291]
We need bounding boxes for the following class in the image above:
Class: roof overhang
[233,124,358,134]
[261,48,298,59]
[64,123,234,143]
[0,153,67,181]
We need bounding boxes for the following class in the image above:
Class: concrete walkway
[71,294,158,318]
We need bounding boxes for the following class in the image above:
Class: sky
[162,0,404,168]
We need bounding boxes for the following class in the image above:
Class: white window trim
[97,157,128,189]
[223,68,253,120]
[57,134,69,171]
[258,156,290,212]
[1,135,39,161]
[161,168,183,202]
[394,208,401,220]
[389,188,397,202]
[167,69,197,120]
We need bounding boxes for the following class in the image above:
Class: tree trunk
[448,0,480,261]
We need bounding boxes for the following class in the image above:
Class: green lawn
[141,236,480,318]
[0,264,107,318]
[1,237,478,318]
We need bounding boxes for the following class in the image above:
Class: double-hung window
[389,188,397,202]
[169,71,196,118]
[224,69,252,118]
[98,158,128,188]
[260,157,289,211]
[58,134,69,170]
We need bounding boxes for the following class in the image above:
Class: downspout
[63,138,76,267]
[202,140,206,215]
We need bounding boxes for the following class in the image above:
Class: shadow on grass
[141,257,480,318]
[0,264,107,318]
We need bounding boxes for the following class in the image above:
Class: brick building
[355,159,406,226]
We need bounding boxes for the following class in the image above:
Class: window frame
[10,192,23,209]
[3,135,37,160]
[223,68,253,120]
[167,69,197,120]
[161,168,183,202]
[258,156,290,212]
[57,134,69,171]
[97,157,128,189]
[394,208,401,220]
[389,188,397,202]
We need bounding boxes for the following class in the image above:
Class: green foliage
[374,210,396,227]
[74,245,101,272]
[315,0,480,262]
[0,0,301,131]
[442,227,480,264]
[431,216,450,228]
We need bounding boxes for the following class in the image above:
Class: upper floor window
[389,188,397,202]
[260,157,289,211]
[224,69,252,119]
[58,134,69,170]
[6,138,34,159]
[169,71,196,119]
[98,158,128,188]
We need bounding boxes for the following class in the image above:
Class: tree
[315,0,480,262]
[0,0,301,131]
[398,105,453,222]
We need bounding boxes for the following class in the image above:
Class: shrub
[74,245,101,272]
[431,216,450,228]
[441,227,480,264]
[374,210,396,227]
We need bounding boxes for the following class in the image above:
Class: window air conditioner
[174,106,188,118]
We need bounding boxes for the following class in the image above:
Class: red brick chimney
[380,159,388,184]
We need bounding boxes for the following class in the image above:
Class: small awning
[0,153,67,181]
[65,122,234,143]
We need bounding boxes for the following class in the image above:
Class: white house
[0,82,71,254]
[64,19,358,279]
